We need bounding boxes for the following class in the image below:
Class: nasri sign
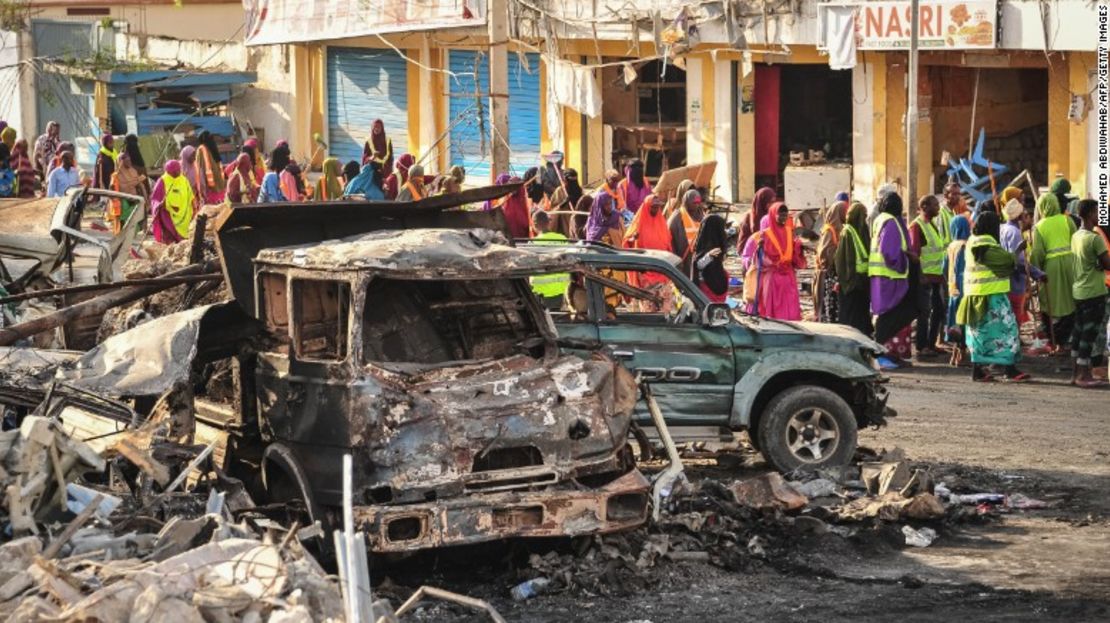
[853,1,998,50]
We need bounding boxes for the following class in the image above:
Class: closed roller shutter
[448,51,541,184]
[326,47,409,165]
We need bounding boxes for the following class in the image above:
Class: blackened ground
[370,356,1110,622]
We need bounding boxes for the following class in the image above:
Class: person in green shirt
[1069,200,1110,388]
[1029,193,1077,351]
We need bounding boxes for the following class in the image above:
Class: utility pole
[906,0,920,218]
[488,0,510,182]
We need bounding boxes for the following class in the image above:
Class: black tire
[756,385,857,474]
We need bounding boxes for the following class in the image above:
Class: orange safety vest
[403,180,424,201]
[678,208,699,260]
[821,223,840,247]
[602,183,625,212]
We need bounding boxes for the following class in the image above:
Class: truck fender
[729,351,875,429]
[262,443,324,522]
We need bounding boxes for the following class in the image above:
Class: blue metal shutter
[448,51,540,184]
[326,48,409,166]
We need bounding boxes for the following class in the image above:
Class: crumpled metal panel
[355,470,652,552]
[258,352,638,508]
[253,228,582,280]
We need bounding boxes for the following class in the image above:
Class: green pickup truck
[520,241,894,473]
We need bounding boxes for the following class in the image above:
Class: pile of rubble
[509,448,1049,600]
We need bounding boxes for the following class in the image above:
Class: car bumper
[857,379,895,427]
[354,470,651,552]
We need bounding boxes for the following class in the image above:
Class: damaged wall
[110,31,303,155]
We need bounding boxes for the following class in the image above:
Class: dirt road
[380,356,1109,622]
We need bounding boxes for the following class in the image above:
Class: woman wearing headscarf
[225,153,258,204]
[624,194,674,313]
[149,159,196,244]
[1050,178,1074,226]
[0,144,14,198]
[586,183,624,246]
[195,130,226,204]
[33,121,60,177]
[179,145,199,196]
[120,134,149,195]
[564,168,584,208]
[384,153,415,200]
[942,214,972,366]
[667,188,705,274]
[569,195,593,240]
[228,137,265,184]
[345,161,385,200]
[362,119,393,176]
[815,198,847,323]
[691,214,730,304]
[957,212,1029,382]
[281,161,306,201]
[448,165,466,187]
[0,126,16,150]
[396,165,426,201]
[522,167,546,210]
[315,158,344,201]
[740,203,805,320]
[618,159,652,216]
[11,138,36,198]
[257,147,289,202]
[870,191,918,369]
[834,202,872,337]
[107,151,147,234]
[1030,193,1077,350]
[490,175,530,239]
[94,134,117,189]
[737,187,775,255]
[664,179,695,220]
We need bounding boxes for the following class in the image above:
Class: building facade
[241,0,1098,205]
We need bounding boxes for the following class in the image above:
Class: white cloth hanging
[825,7,858,71]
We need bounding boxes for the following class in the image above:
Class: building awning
[241,0,486,46]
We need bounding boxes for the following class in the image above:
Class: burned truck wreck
[241,228,650,551]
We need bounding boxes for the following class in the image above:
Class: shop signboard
[242,0,484,46]
[853,1,998,50]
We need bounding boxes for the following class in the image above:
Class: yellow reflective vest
[963,234,1010,296]
[868,212,907,280]
[911,215,945,276]
[161,173,195,239]
[842,223,868,275]
[530,232,571,297]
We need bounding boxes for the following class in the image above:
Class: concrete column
[737,61,755,202]
[851,56,876,206]
[712,57,734,201]
[685,56,705,173]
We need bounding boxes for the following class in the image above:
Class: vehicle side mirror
[703,303,730,327]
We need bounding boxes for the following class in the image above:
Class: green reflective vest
[842,223,868,275]
[530,232,571,297]
[936,206,954,247]
[963,234,1010,296]
[1035,214,1074,261]
[868,212,908,280]
[911,215,945,276]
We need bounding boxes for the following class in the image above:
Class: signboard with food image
[854,0,998,50]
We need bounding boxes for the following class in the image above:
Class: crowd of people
[6,118,1107,387]
[745,179,1110,389]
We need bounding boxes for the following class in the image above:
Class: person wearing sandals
[957,212,1030,382]
[1069,200,1110,388]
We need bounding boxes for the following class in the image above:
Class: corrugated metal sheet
[448,51,541,184]
[326,47,409,165]
[32,21,102,143]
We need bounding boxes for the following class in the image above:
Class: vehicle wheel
[756,385,857,473]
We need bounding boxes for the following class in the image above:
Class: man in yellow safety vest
[530,210,571,311]
[910,195,947,357]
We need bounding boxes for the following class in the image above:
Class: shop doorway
[600,59,687,179]
[928,66,1048,193]
[755,63,853,208]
